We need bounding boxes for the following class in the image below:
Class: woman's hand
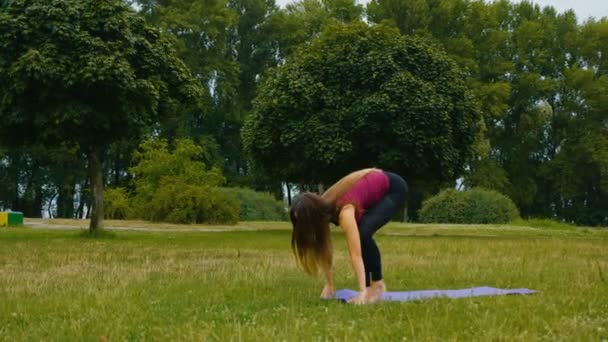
[320,283,335,299]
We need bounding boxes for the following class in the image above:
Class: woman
[289,168,408,304]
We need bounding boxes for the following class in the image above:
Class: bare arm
[339,204,366,292]
[323,268,334,287]
[320,267,335,299]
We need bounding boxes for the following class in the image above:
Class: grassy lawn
[1,221,607,341]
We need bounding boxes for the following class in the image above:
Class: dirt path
[24,220,264,232]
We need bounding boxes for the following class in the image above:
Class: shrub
[128,137,239,224]
[137,180,240,225]
[103,187,132,220]
[219,187,286,221]
[419,188,519,224]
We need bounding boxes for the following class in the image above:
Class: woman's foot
[371,280,386,293]
[365,280,386,303]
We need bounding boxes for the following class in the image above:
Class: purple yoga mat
[334,286,537,302]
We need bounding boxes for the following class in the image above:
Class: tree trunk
[87,146,104,232]
[19,179,43,217]
[286,182,292,206]
[33,185,43,218]
[75,179,89,219]
[57,177,75,218]
[12,171,19,212]
[8,151,21,211]
[48,192,58,218]
[75,192,84,219]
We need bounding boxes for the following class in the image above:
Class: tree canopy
[0,0,203,230]
[243,22,480,188]
[0,0,605,226]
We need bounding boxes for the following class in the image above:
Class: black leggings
[358,171,407,286]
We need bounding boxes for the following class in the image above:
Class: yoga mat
[334,286,537,302]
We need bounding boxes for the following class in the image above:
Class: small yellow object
[0,212,7,227]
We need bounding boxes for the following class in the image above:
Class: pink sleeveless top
[336,170,390,222]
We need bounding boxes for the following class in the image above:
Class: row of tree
[0,0,606,228]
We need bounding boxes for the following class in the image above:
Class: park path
[24,220,264,232]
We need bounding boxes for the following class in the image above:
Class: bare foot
[371,280,386,292]
[367,280,386,302]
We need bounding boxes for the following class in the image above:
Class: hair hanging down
[289,192,335,276]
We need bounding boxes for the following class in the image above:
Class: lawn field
[1,221,607,341]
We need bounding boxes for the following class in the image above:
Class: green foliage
[135,0,235,142]
[220,187,286,221]
[134,0,281,188]
[1,0,606,226]
[0,143,85,218]
[366,0,607,226]
[537,64,608,226]
[103,187,132,220]
[136,0,237,85]
[144,180,239,224]
[419,188,520,224]
[0,0,203,148]
[130,138,225,194]
[47,143,84,219]
[129,138,239,224]
[464,158,512,195]
[0,146,51,217]
[268,0,363,57]
[243,22,480,185]
[0,0,203,229]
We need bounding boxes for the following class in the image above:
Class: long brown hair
[289,192,335,276]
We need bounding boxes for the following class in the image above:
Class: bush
[219,187,286,221]
[136,180,240,225]
[103,187,132,220]
[419,188,519,224]
[128,137,239,224]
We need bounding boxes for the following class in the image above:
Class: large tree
[133,0,275,185]
[243,22,480,199]
[365,0,608,225]
[134,0,232,140]
[541,20,608,225]
[0,0,202,231]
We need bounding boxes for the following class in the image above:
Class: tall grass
[1,223,607,341]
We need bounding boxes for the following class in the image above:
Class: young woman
[289,168,408,304]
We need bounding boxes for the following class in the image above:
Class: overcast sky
[524,0,607,21]
[275,0,608,22]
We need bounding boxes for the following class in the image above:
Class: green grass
[510,218,579,231]
[1,222,608,341]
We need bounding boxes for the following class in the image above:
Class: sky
[275,0,608,22]
[524,0,608,21]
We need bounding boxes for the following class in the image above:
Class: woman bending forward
[289,168,408,304]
